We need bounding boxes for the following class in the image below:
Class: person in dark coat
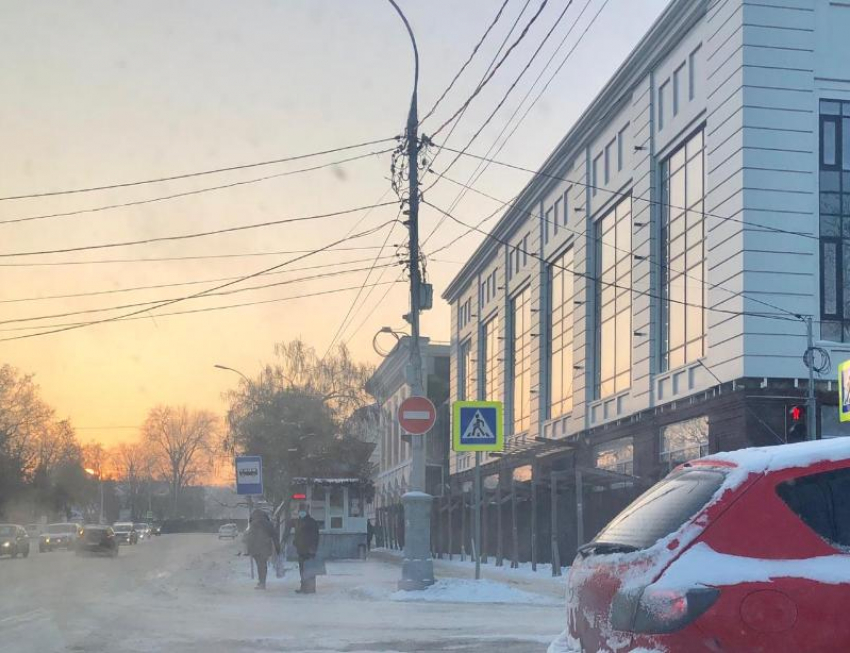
[293,506,320,594]
[246,509,279,590]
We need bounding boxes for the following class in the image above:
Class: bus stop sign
[235,455,263,495]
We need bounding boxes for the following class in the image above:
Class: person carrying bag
[293,506,321,594]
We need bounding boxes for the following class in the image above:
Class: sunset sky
[0,0,668,448]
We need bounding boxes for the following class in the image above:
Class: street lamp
[85,467,104,524]
[214,364,250,383]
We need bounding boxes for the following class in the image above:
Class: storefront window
[660,416,709,470]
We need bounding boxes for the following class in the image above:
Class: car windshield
[47,525,74,534]
[113,523,132,530]
[592,468,727,551]
[0,526,15,536]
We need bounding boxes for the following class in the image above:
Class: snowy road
[0,534,564,653]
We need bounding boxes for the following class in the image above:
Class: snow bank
[656,542,850,588]
[390,578,559,605]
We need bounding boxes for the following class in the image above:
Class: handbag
[302,556,327,579]
[274,552,286,579]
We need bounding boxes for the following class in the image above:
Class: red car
[551,438,850,653]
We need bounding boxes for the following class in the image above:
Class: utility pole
[805,316,817,440]
[388,0,435,591]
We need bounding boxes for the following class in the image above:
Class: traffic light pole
[387,0,434,591]
[806,317,817,440]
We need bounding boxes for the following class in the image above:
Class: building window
[661,128,705,369]
[458,298,472,330]
[482,316,500,402]
[511,287,532,433]
[596,195,632,398]
[659,80,670,131]
[593,154,602,195]
[545,206,553,244]
[660,415,709,471]
[819,100,850,341]
[594,437,634,476]
[554,197,562,236]
[459,339,474,401]
[673,63,685,116]
[549,248,575,419]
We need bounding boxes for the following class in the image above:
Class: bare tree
[142,405,220,515]
[111,441,154,520]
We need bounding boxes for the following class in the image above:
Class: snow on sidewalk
[371,548,567,600]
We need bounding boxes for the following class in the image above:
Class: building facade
[364,337,450,548]
[440,0,850,566]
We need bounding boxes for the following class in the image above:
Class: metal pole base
[398,491,435,591]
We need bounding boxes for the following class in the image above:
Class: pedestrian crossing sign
[452,401,504,452]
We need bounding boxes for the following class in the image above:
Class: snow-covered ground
[0,534,565,653]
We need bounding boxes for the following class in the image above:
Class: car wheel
[22,547,29,558]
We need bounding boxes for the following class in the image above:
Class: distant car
[151,524,162,536]
[0,524,30,558]
[40,523,81,551]
[133,523,150,540]
[75,525,118,557]
[112,522,138,545]
[218,523,238,539]
[558,438,850,653]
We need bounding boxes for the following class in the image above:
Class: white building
[364,337,450,548]
[441,0,850,564]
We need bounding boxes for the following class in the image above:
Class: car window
[592,468,727,551]
[48,525,72,534]
[0,526,15,536]
[776,467,850,550]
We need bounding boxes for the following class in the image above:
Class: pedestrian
[294,505,320,594]
[246,509,280,590]
[366,518,374,553]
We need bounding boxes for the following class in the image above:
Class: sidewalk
[370,548,567,601]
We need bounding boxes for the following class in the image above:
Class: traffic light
[787,405,807,443]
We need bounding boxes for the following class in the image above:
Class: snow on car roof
[699,438,850,475]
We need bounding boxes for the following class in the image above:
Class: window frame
[548,246,575,420]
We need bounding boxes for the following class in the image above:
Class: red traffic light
[790,405,804,422]
[291,493,307,501]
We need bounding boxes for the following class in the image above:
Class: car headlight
[2,542,10,547]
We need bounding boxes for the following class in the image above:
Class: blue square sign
[452,401,504,452]
[235,456,263,495]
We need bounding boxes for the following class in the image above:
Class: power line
[424,0,603,246]
[421,0,533,185]
[0,136,397,202]
[0,148,392,227]
[0,262,401,324]
[434,145,821,244]
[0,245,389,268]
[423,0,577,209]
[0,200,398,258]
[339,270,407,349]
[0,220,397,342]
[432,171,799,320]
[0,281,405,334]
[430,0,551,137]
[419,0,512,125]
[424,199,801,323]
[0,255,399,305]
[322,213,402,358]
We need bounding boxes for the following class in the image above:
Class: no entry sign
[398,396,437,435]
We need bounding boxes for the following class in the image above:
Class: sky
[0,0,669,447]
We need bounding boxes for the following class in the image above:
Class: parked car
[75,525,118,557]
[555,438,850,653]
[0,524,30,558]
[218,523,238,539]
[40,523,82,551]
[112,522,138,545]
[133,523,150,540]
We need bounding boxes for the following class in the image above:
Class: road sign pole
[474,451,481,581]
[247,494,254,579]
